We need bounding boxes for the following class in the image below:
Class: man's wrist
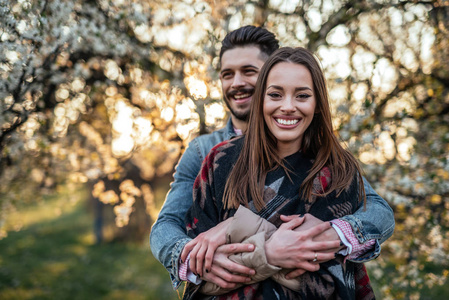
[330,221,352,255]
[179,254,202,284]
[171,237,192,282]
[331,219,376,259]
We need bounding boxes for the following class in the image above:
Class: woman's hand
[278,214,343,278]
[281,214,341,252]
[264,216,339,277]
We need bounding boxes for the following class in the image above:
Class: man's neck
[230,115,248,132]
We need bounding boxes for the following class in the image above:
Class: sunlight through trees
[1,0,448,297]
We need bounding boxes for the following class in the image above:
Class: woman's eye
[297,94,311,99]
[268,93,281,98]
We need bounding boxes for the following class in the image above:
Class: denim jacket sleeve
[150,121,233,289]
[149,139,203,289]
[340,177,395,263]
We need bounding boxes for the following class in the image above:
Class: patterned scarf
[184,136,375,300]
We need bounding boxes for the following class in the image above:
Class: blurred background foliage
[0,0,448,299]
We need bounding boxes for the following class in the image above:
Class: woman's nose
[280,97,295,112]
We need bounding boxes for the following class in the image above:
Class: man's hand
[278,214,343,279]
[265,216,339,278]
[200,244,256,289]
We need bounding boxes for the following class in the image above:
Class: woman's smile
[274,116,302,127]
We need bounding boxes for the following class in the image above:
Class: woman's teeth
[276,118,299,125]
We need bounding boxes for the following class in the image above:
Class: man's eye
[244,69,257,75]
[222,73,232,79]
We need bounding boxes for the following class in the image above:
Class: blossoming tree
[1,0,448,297]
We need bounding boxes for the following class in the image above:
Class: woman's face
[263,62,317,157]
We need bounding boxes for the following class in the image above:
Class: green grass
[3,186,448,300]
[0,189,181,300]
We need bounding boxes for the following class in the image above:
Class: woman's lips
[274,117,302,127]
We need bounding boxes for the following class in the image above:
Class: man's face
[220,46,265,122]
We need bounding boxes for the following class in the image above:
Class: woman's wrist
[264,239,277,266]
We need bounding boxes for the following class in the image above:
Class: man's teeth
[234,93,251,100]
[276,118,299,125]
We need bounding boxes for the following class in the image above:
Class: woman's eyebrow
[267,85,283,90]
[267,85,312,91]
[295,87,313,92]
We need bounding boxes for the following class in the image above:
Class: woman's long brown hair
[223,47,366,211]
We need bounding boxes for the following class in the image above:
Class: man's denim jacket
[149,119,395,289]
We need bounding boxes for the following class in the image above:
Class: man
[150,25,395,291]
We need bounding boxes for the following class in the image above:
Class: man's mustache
[226,88,255,99]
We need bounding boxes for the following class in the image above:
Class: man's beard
[224,100,250,121]
[225,88,253,121]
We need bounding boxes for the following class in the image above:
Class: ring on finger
[312,252,318,262]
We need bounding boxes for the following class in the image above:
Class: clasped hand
[181,214,341,287]
[181,217,255,288]
[265,215,341,278]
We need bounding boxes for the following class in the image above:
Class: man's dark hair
[219,25,279,63]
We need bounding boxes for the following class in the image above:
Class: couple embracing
[151,26,395,300]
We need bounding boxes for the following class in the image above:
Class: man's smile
[234,93,252,100]
[227,88,254,104]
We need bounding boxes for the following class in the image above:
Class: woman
[184,47,369,299]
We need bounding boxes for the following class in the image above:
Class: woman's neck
[277,141,301,158]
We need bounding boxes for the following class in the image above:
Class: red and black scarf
[185,136,375,300]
